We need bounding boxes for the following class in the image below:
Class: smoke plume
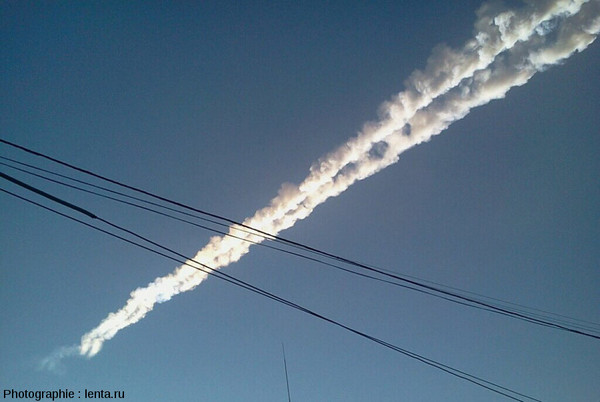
[42,0,600,364]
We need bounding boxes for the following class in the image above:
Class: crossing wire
[1,141,599,339]
[1,176,539,402]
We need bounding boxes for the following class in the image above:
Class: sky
[1,1,599,401]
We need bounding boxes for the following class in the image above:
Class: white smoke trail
[43,0,600,362]
[38,345,80,375]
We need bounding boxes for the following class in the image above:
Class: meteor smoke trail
[41,0,600,366]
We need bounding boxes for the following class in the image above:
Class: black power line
[1,175,540,402]
[4,154,599,334]
[0,159,564,324]
[0,171,96,219]
[1,141,598,339]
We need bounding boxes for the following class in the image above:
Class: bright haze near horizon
[1,1,599,401]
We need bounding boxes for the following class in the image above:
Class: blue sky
[1,1,599,401]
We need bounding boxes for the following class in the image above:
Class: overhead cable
[0,176,540,402]
[1,142,598,339]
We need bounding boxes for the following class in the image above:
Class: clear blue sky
[1,1,599,401]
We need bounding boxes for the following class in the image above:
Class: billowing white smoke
[40,0,600,368]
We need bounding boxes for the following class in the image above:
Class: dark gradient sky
[1,1,599,401]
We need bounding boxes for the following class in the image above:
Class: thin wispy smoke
[43,0,600,364]
[38,345,81,375]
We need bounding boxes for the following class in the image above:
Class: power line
[0,171,96,219]
[1,144,598,339]
[0,177,540,402]
[0,155,268,242]
[0,159,549,319]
